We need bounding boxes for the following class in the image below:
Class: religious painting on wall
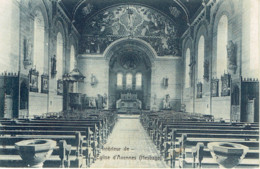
[41,74,48,94]
[163,77,169,88]
[29,68,39,92]
[57,79,63,95]
[221,73,231,96]
[211,78,219,97]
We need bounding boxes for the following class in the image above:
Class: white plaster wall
[78,56,109,97]
[195,98,210,115]
[0,0,20,73]
[151,58,182,110]
[48,76,63,113]
[78,56,182,111]
[51,95,63,112]
[29,92,48,117]
[183,88,193,113]
[241,0,259,78]
[212,96,231,121]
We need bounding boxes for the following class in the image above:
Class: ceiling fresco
[79,4,180,56]
[109,48,152,71]
[60,0,203,57]
[61,0,203,26]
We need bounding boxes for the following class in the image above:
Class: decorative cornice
[155,56,182,61]
[78,54,104,60]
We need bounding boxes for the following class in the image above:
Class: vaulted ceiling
[60,0,204,34]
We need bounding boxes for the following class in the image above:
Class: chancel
[0,0,259,168]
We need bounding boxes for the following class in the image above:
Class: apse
[108,43,152,111]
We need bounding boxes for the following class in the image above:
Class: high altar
[116,92,142,113]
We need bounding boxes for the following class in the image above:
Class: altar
[116,93,142,114]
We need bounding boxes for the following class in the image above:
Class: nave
[91,115,168,168]
[0,110,258,168]
[0,0,259,168]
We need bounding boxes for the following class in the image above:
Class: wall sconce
[163,77,168,88]
[91,74,97,86]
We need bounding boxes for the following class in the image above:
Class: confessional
[231,77,259,122]
[0,72,29,119]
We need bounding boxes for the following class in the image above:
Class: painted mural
[80,5,180,56]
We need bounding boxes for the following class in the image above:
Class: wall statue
[163,94,171,110]
[153,94,157,105]
[103,93,108,108]
[51,55,57,77]
[226,40,237,74]
[89,97,96,108]
[189,59,196,86]
[203,59,209,82]
[23,38,32,69]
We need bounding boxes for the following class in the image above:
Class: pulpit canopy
[63,68,85,82]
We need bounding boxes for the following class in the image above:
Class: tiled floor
[91,115,169,168]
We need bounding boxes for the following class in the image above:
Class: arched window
[117,73,123,87]
[216,15,228,78]
[56,32,64,79]
[136,73,142,89]
[32,10,45,92]
[70,45,76,71]
[126,73,132,89]
[197,36,204,83]
[185,48,190,88]
[33,10,45,74]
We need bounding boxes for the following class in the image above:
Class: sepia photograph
[0,0,259,168]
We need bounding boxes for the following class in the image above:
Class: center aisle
[91,114,169,168]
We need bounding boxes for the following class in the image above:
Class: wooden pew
[0,132,84,168]
[153,120,258,146]
[59,140,72,168]
[140,111,259,169]
[0,112,118,168]
[176,133,259,168]
[162,130,258,166]
[155,123,258,152]
[0,123,101,159]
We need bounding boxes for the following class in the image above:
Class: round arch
[103,37,157,67]
[31,2,50,29]
[105,38,155,110]
[212,0,234,33]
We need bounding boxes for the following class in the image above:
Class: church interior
[0,0,259,168]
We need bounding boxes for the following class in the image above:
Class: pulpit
[116,92,141,113]
[69,93,82,110]
[63,69,85,111]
